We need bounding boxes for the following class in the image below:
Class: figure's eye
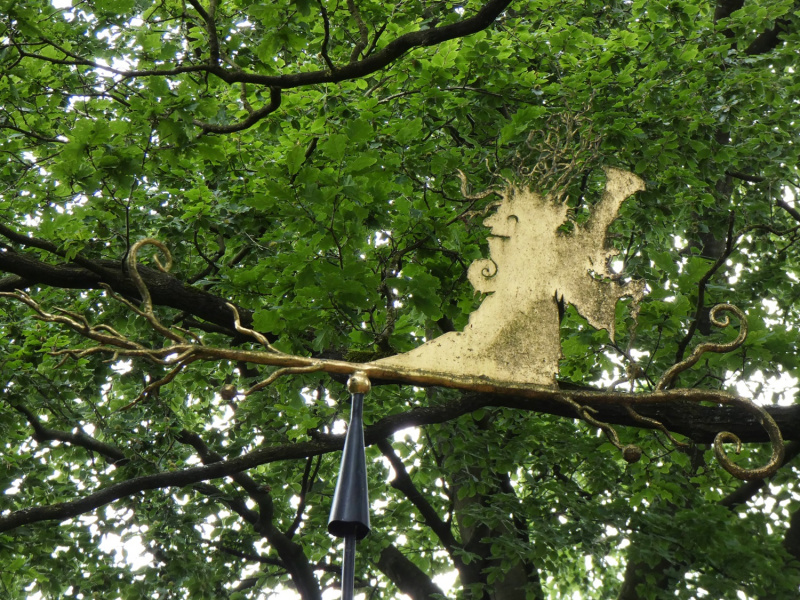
[484,201,503,215]
[507,214,519,224]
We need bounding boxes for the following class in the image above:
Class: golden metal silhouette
[372,167,645,386]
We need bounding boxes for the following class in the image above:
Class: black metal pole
[328,372,371,600]
[341,535,357,600]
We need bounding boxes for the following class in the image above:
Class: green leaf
[347,118,373,144]
[286,143,306,175]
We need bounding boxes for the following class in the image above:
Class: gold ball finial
[622,444,642,464]
[347,371,371,394]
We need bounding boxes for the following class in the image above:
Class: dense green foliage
[1,0,800,598]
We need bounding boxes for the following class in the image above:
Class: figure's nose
[483,212,500,228]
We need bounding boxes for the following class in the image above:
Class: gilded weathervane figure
[372,167,646,387]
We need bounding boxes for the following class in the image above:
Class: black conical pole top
[328,372,371,540]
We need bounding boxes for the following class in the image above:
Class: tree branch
[376,543,449,600]
[0,123,66,144]
[187,0,220,64]
[62,0,513,90]
[176,429,323,600]
[347,0,370,62]
[0,247,251,335]
[777,198,800,224]
[377,438,460,553]
[9,402,128,466]
[194,86,281,134]
[2,387,795,535]
[673,212,737,365]
[745,16,793,55]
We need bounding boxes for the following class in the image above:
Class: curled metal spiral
[656,304,748,391]
[126,238,173,316]
[656,303,784,480]
[712,403,784,481]
[481,258,499,279]
[124,238,183,344]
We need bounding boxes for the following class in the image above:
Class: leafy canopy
[1,1,800,599]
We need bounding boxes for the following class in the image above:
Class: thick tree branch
[783,506,800,564]
[714,0,744,28]
[347,0,370,63]
[777,198,800,224]
[0,123,65,144]
[194,86,281,134]
[192,482,260,523]
[216,543,285,567]
[176,429,322,600]
[0,223,110,277]
[376,544,449,600]
[673,213,736,365]
[1,388,796,534]
[0,248,251,334]
[745,17,793,55]
[187,0,220,64]
[25,0,512,91]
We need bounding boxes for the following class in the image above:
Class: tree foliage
[1,0,800,598]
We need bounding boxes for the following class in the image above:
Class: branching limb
[194,86,282,134]
[0,122,66,144]
[187,0,220,64]
[9,401,128,465]
[42,0,515,90]
[177,429,323,600]
[674,213,737,363]
[777,197,800,223]
[347,0,370,62]
[0,248,251,335]
[0,222,109,278]
[0,384,793,535]
[118,358,199,411]
[375,543,449,600]
[317,0,337,72]
[286,455,323,539]
[376,438,460,554]
[215,542,285,567]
